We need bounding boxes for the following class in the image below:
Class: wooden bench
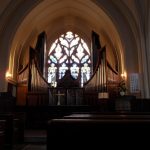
[47,114,150,149]
[0,120,6,150]
[63,112,150,119]
[13,112,25,144]
[0,112,25,149]
[0,113,14,149]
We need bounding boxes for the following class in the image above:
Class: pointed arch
[48,31,91,87]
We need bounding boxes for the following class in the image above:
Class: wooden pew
[0,131,5,150]
[0,113,14,149]
[0,92,25,149]
[47,114,150,149]
[0,120,6,150]
[0,113,25,149]
[63,112,150,119]
[13,112,25,144]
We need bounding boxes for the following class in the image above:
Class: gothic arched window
[48,31,91,87]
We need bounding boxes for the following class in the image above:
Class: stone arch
[0,0,144,96]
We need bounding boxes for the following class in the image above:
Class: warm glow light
[6,71,12,78]
[98,92,109,99]
[121,72,127,80]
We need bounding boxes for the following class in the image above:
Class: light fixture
[121,72,127,80]
[5,71,12,79]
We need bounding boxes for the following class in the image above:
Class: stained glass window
[48,31,91,87]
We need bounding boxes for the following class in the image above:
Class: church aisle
[13,129,47,150]
[24,130,46,143]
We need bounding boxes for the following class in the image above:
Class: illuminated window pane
[72,55,79,63]
[48,64,57,83]
[54,44,62,59]
[70,64,79,79]
[76,44,84,59]
[59,55,67,63]
[81,55,89,64]
[50,55,57,63]
[59,63,68,79]
[81,63,90,86]
[48,31,91,86]
[70,37,79,48]
[66,31,74,40]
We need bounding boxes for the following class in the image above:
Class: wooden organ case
[84,46,119,105]
[16,31,120,107]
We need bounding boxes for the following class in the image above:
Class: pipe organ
[16,33,120,106]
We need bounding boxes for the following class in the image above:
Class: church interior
[0,0,150,149]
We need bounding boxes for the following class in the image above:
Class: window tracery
[48,31,91,87]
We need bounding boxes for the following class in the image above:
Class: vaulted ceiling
[0,0,147,83]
